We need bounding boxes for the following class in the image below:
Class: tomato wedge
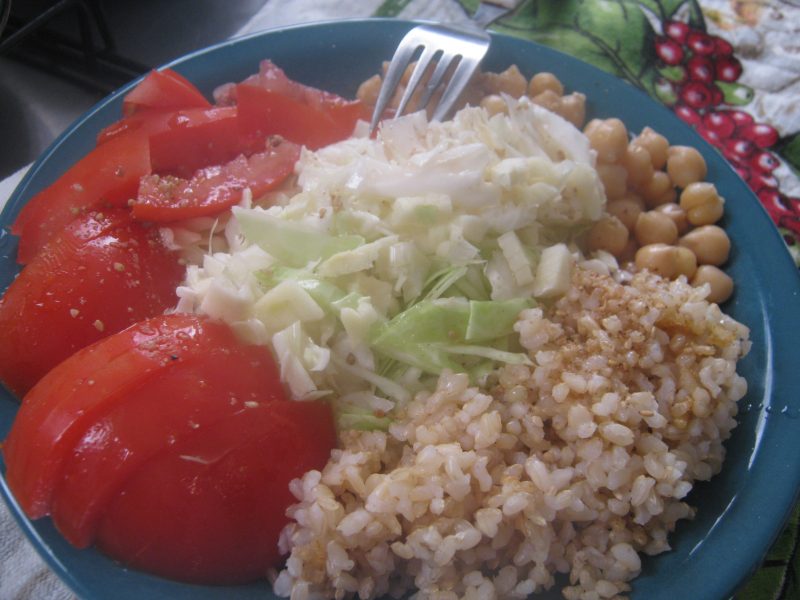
[0,210,183,396]
[147,106,244,178]
[12,132,151,264]
[236,84,365,151]
[2,314,239,517]
[132,138,300,222]
[95,399,335,584]
[3,313,335,584]
[96,109,175,146]
[99,107,245,176]
[50,342,283,548]
[235,60,365,151]
[122,68,210,117]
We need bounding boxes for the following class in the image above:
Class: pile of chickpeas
[356,66,734,304]
[580,118,733,304]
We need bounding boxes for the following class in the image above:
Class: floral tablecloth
[1,1,798,599]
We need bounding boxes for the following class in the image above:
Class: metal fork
[369,0,523,132]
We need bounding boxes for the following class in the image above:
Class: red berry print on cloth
[655,36,685,65]
[686,55,715,84]
[742,123,779,149]
[703,112,736,139]
[640,1,800,249]
[664,20,689,44]
[686,30,716,56]
[716,56,743,83]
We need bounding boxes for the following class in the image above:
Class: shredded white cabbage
[175,97,609,425]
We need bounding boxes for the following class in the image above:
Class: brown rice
[273,267,749,600]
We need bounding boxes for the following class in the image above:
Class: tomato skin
[237,83,362,151]
[12,132,151,264]
[99,107,244,176]
[2,314,240,517]
[95,399,336,584]
[122,69,210,117]
[50,343,285,548]
[96,109,175,146]
[0,210,183,396]
[132,138,300,222]
[147,106,243,178]
[234,59,365,151]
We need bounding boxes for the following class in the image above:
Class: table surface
[1,1,798,599]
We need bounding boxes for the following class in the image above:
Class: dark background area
[0,0,268,179]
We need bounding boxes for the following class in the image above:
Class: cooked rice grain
[274,267,749,600]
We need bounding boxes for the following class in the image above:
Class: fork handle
[471,0,523,29]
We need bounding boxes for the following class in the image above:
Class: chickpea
[598,164,628,200]
[632,127,669,170]
[460,84,485,110]
[480,94,508,116]
[678,225,731,266]
[583,118,601,135]
[585,118,629,164]
[691,265,734,304]
[557,92,586,128]
[585,216,629,257]
[641,171,677,208]
[667,146,707,188]
[623,143,654,189]
[655,202,689,234]
[635,210,679,246]
[528,72,564,97]
[382,60,418,85]
[357,74,382,105]
[679,182,724,225]
[481,65,528,98]
[635,243,680,278]
[673,246,698,279]
[532,89,561,112]
[607,196,643,231]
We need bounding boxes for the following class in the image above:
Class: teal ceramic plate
[1,18,799,600]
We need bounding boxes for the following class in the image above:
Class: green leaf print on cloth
[374,0,415,17]
[476,0,665,95]
[736,502,800,600]
[777,132,800,180]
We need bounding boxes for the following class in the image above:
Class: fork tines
[369,24,491,132]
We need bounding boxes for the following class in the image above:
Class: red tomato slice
[95,399,335,584]
[235,59,365,151]
[2,314,239,517]
[96,109,175,146]
[237,83,365,151]
[132,138,300,222]
[122,68,210,117]
[147,106,243,178]
[12,132,151,264]
[0,210,183,397]
[50,343,284,548]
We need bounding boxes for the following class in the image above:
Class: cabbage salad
[174,97,608,429]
